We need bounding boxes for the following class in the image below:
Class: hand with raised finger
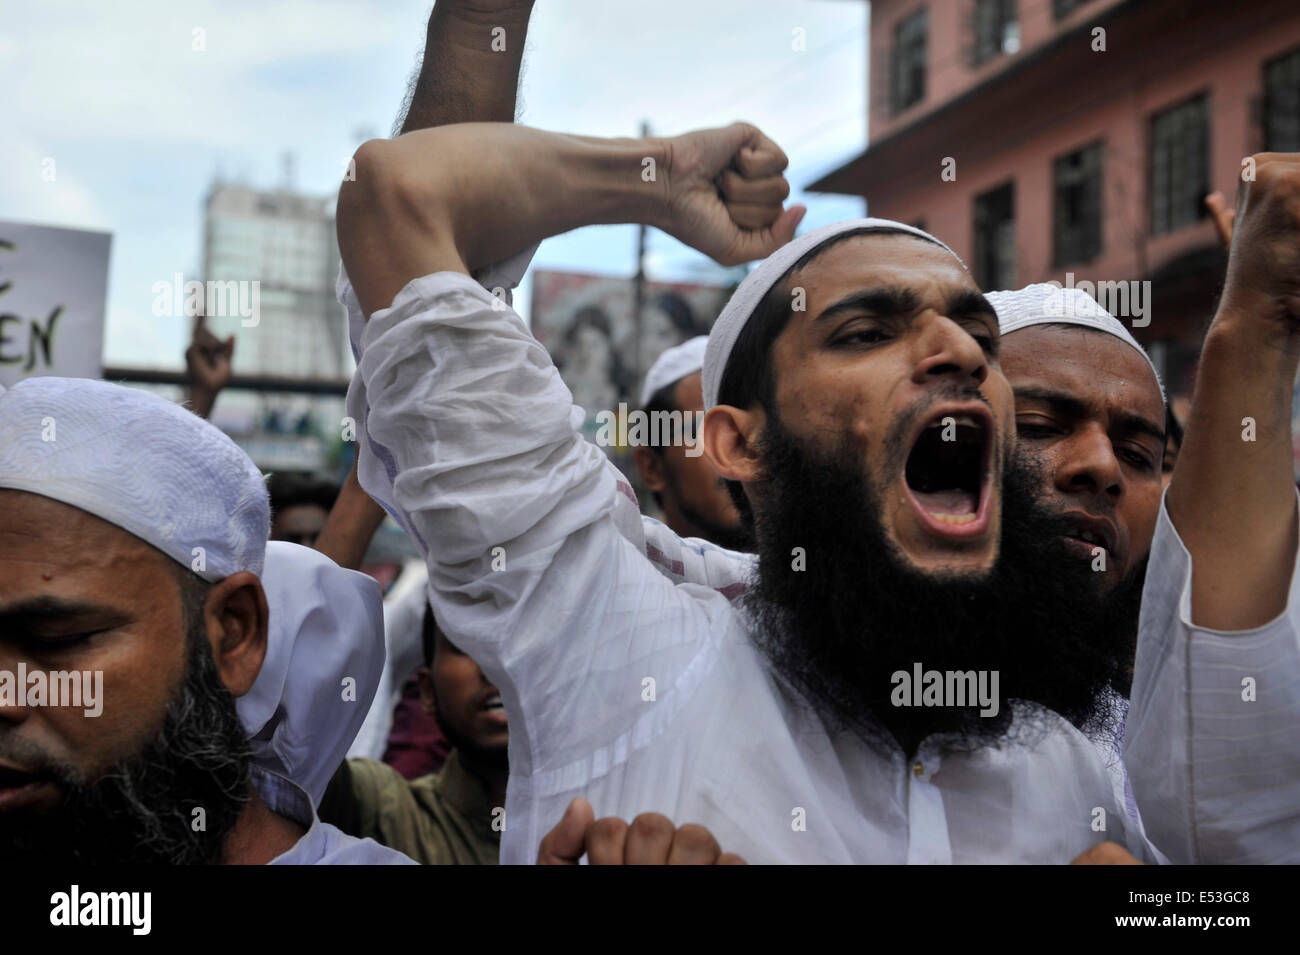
[185,315,235,419]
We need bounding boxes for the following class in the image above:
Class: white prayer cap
[985,283,1165,404]
[0,377,269,581]
[702,218,963,411]
[640,335,709,407]
[240,541,385,804]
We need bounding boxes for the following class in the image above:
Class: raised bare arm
[1166,154,1300,629]
[395,0,535,134]
[338,122,804,318]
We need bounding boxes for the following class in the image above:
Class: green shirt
[319,751,501,865]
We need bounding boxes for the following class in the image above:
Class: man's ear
[204,571,268,698]
[632,445,667,494]
[416,666,437,718]
[702,404,766,484]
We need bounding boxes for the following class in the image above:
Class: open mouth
[903,405,993,540]
[479,692,508,725]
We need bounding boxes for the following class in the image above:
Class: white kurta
[340,256,1299,865]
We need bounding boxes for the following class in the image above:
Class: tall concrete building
[202,183,348,382]
[812,0,1300,399]
[199,182,350,473]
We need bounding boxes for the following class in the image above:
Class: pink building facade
[813,0,1300,397]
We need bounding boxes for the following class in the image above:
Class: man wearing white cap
[633,335,750,550]
[988,284,1166,625]
[338,118,1181,865]
[0,377,414,864]
[336,86,1300,859]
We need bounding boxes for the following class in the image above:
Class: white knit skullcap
[640,335,709,407]
[702,218,962,410]
[986,283,1165,404]
[240,541,384,804]
[0,377,269,581]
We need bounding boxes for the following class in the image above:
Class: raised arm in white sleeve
[1125,154,1300,864]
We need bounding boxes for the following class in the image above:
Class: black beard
[744,411,1143,758]
[0,626,252,865]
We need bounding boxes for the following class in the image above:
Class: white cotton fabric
[240,540,387,805]
[0,377,268,581]
[986,283,1165,404]
[346,559,430,761]
[701,218,962,411]
[255,765,416,864]
[639,335,709,407]
[1125,487,1300,863]
[343,268,1171,865]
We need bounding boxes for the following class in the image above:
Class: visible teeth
[929,512,978,525]
[926,414,980,429]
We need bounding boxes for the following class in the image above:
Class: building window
[973,182,1016,290]
[972,0,1019,66]
[1053,0,1094,18]
[891,8,928,114]
[1150,94,1209,236]
[1053,142,1104,266]
[1264,47,1300,153]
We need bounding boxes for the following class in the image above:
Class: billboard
[530,269,730,435]
[0,221,111,390]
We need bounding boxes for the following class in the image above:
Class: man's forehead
[786,233,975,309]
[0,489,170,575]
[1001,325,1163,420]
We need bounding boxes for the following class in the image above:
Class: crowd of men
[3,0,1299,865]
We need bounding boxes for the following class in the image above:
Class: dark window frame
[1149,93,1210,236]
[891,7,929,114]
[1264,46,1300,153]
[973,181,1016,291]
[1053,140,1104,267]
[972,0,1018,67]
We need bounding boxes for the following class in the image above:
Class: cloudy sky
[3,0,868,368]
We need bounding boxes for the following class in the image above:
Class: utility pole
[632,119,650,390]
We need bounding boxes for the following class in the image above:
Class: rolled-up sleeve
[1125,490,1300,863]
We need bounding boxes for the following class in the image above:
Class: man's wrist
[1209,295,1300,360]
[559,134,671,230]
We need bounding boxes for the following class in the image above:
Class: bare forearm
[314,459,387,570]
[1167,311,1300,628]
[397,1,535,133]
[340,124,664,316]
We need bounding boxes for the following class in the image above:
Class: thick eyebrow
[811,287,997,327]
[946,289,997,321]
[0,596,132,629]
[811,287,919,325]
[1013,386,1165,445]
